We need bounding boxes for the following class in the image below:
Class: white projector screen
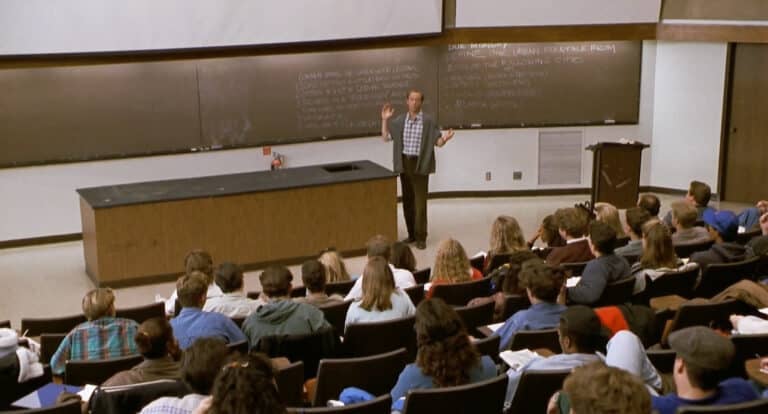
[0,0,443,55]
[456,0,661,27]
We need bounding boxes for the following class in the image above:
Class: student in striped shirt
[50,288,139,375]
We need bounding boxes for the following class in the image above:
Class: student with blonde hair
[427,238,483,299]
[318,249,351,283]
[345,257,415,328]
[484,215,528,273]
[595,202,627,240]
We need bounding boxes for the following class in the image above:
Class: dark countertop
[77,160,396,208]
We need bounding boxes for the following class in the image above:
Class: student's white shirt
[344,264,416,301]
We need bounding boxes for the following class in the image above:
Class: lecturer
[381,89,455,250]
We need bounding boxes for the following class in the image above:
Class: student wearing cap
[652,326,758,414]
[504,306,662,405]
[689,210,747,270]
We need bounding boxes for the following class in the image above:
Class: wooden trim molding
[657,23,768,43]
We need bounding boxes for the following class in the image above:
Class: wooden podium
[586,142,649,209]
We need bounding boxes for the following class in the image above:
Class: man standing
[381,90,454,249]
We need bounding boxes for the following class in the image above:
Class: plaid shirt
[50,316,139,375]
[402,112,423,156]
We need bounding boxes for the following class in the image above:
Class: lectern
[586,142,649,209]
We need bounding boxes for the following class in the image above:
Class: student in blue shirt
[170,271,246,350]
[495,260,566,351]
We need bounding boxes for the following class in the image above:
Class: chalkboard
[197,47,438,147]
[0,41,642,168]
[0,61,201,166]
[438,41,641,128]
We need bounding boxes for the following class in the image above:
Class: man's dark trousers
[401,155,428,243]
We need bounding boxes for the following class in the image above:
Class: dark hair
[301,259,327,293]
[366,235,392,261]
[589,221,617,255]
[259,266,293,298]
[637,194,661,217]
[500,251,542,295]
[625,207,652,237]
[558,308,605,354]
[209,353,285,414]
[640,222,679,269]
[390,242,417,272]
[406,89,425,102]
[176,272,208,308]
[415,298,479,387]
[182,337,229,394]
[541,214,566,247]
[518,261,564,303]
[185,249,213,284]
[214,262,244,294]
[555,208,588,239]
[564,362,651,414]
[135,317,175,359]
[683,360,725,390]
[689,181,712,207]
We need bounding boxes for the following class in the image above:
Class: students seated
[242,266,330,350]
[318,249,352,283]
[426,238,483,299]
[467,250,541,321]
[51,288,139,375]
[566,222,631,305]
[663,180,714,228]
[651,326,759,414]
[203,262,263,318]
[194,353,285,414]
[631,222,699,294]
[746,212,768,257]
[594,202,628,245]
[293,259,345,307]
[495,261,566,351]
[554,362,652,414]
[390,241,417,273]
[345,257,416,328]
[637,193,661,220]
[670,201,712,246]
[546,207,594,266]
[103,317,181,387]
[528,214,566,249]
[690,210,746,269]
[163,250,223,316]
[139,338,229,414]
[0,328,44,401]
[170,272,246,350]
[615,207,651,257]
[484,215,528,273]
[389,298,496,410]
[345,235,416,301]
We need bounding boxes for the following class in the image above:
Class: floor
[0,194,750,328]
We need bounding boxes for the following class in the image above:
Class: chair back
[257,327,339,379]
[227,339,249,355]
[343,315,416,360]
[472,335,501,363]
[1,360,51,410]
[469,256,485,272]
[40,333,67,364]
[664,299,747,345]
[506,369,570,414]
[484,253,511,275]
[11,400,83,414]
[65,354,144,386]
[501,295,530,321]
[0,320,10,329]
[646,349,677,374]
[730,333,768,378]
[401,374,508,414]
[319,300,353,336]
[230,316,246,329]
[90,379,189,414]
[560,261,588,277]
[313,348,409,407]
[291,286,308,298]
[454,301,494,336]
[247,291,261,300]
[114,303,164,323]
[430,277,492,306]
[674,240,715,258]
[403,285,425,307]
[642,267,700,302]
[736,228,762,245]
[622,254,640,265]
[326,280,356,297]
[287,395,391,414]
[695,257,759,298]
[676,398,768,413]
[412,268,431,285]
[21,314,86,336]
[275,361,305,407]
[508,329,562,353]
[592,276,635,307]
